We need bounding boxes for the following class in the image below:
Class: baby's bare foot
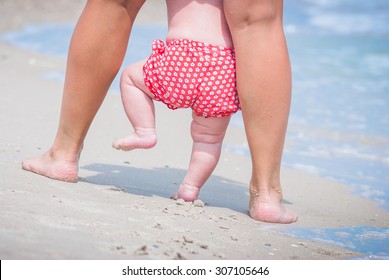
[112,129,156,151]
[22,150,78,183]
[249,188,298,224]
[174,183,200,202]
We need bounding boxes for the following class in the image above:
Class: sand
[0,0,388,260]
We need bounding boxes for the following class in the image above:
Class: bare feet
[249,185,298,224]
[112,129,157,151]
[173,183,201,202]
[22,149,79,183]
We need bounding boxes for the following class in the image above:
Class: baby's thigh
[122,59,153,97]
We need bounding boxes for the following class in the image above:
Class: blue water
[1,0,388,259]
[281,0,389,210]
[260,225,389,260]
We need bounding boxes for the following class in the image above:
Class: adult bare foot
[249,186,298,224]
[22,149,79,183]
[112,129,157,151]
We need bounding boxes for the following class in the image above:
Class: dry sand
[0,0,388,260]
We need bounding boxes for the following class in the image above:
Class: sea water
[276,0,389,259]
[283,0,389,206]
[1,0,388,259]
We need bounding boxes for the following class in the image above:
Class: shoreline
[0,0,388,260]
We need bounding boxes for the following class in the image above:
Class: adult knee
[224,0,280,28]
[87,0,145,11]
[88,0,132,6]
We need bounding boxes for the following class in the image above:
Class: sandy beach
[1,0,388,260]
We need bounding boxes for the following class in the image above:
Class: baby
[112,0,239,201]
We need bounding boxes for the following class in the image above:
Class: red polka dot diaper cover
[143,39,240,118]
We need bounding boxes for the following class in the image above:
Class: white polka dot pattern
[143,39,240,118]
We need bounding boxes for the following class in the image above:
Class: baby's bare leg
[112,60,157,151]
[175,113,231,201]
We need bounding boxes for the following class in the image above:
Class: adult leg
[224,0,298,223]
[112,60,157,151]
[176,113,230,202]
[22,0,145,182]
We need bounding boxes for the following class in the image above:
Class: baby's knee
[190,116,229,144]
[192,133,220,145]
[191,127,225,144]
